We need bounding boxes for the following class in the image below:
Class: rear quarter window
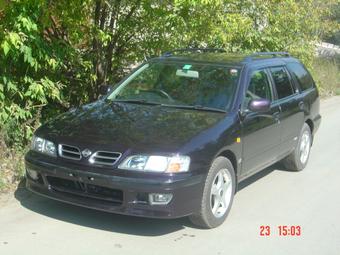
[286,63,314,91]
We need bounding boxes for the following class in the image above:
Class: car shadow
[14,180,192,236]
[14,162,287,236]
[237,162,288,191]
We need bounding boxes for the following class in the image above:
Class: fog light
[27,168,38,180]
[149,193,173,205]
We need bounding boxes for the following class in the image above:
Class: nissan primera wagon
[25,49,321,228]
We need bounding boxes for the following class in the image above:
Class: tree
[323,2,340,45]
[0,0,337,147]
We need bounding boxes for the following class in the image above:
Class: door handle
[273,111,280,123]
[273,111,280,117]
[298,101,304,110]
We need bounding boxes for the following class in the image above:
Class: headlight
[118,155,190,173]
[31,136,57,157]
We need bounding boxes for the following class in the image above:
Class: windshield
[107,62,240,111]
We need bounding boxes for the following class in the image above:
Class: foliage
[0,0,93,146]
[323,1,340,45]
[0,0,338,148]
[1,1,63,145]
[0,132,25,193]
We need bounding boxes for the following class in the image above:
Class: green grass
[0,175,5,193]
[335,87,340,96]
[312,56,340,97]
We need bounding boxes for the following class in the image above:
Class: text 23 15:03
[260,226,301,236]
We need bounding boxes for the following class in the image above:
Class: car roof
[148,51,301,68]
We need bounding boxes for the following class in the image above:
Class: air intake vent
[58,144,81,160]
[89,151,122,166]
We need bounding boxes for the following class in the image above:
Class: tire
[189,156,236,229]
[282,123,312,171]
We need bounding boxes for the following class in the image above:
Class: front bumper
[25,155,205,219]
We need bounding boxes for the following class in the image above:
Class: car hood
[36,100,226,152]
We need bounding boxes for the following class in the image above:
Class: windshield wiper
[161,104,227,113]
[112,99,161,106]
[112,100,226,113]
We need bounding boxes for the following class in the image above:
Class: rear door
[269,66,304,156]
[286,62,320,135]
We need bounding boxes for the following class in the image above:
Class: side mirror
[99,85,113,96]
[248,98,271,113]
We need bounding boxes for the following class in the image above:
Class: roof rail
[245,52,290,61]
[162,48,226,57]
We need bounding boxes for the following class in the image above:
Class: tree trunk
[92,0,106,100]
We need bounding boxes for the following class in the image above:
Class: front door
[241,68,281,176]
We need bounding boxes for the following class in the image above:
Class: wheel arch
[216,149,239,190]
[305,118,314,134]
[305,118,314,145]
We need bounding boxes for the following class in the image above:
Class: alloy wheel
[300,130,311,164]
[210,169,233,218]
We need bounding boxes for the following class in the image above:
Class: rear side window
[270,67,295,99]
[286,63,314,91]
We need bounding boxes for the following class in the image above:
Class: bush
[0,132,25,192]
[0,1,93,147]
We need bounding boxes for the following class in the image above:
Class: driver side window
[243,69,272,108]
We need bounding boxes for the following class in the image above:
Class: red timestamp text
[260,225,301,236]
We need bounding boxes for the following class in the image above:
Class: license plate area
[46,176,123,204]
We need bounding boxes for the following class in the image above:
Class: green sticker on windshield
[183,64,192,70]
[230,69,238,76]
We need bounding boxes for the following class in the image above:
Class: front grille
[46,176,123,204]
[89,151,122,166]
[58,144,81,160]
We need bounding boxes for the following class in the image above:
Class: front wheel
[282,123,312,171]
[189,157,236,229]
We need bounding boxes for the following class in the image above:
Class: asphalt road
[1,96,340,255]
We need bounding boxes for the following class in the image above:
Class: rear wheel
[282,123,312,171]
[189,157,236,229]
